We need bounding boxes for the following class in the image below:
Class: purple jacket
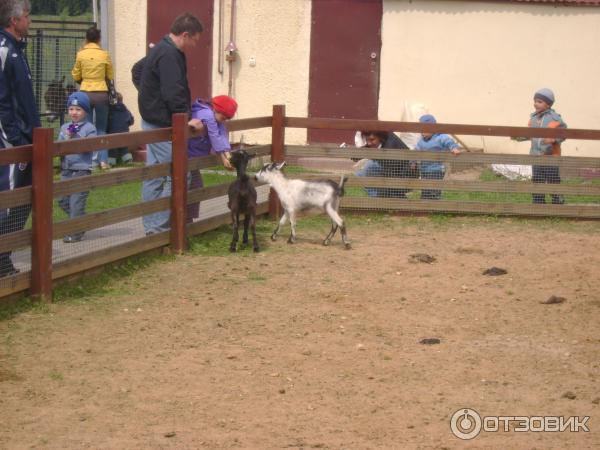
[187,99,231,157]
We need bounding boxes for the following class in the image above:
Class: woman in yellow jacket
[71,26,114,169]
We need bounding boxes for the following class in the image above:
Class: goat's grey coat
[255,162,351,249]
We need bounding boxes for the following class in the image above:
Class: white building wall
[107,0,147,132]
[110,1,600,155]
[380,0,600,156]
[212,0,312,145]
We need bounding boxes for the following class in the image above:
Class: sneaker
[100,162,111,170]
[63,235,83,243]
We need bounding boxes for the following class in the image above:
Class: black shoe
[63,235,83,243]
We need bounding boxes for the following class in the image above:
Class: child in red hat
[187,95,238,222]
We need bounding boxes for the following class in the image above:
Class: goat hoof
[322,240,330,246]
[253,247,260,253]
[287,238,295,244]
[344,242,352,250]
[229,246,237,253]
[270,235,277,241]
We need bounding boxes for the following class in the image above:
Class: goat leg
[325,204,351,249]
[323,222,338,246]
[230,211,240,252]
[250,213,259,252]
[272,211,288,241]
[242,214,250,245]
[287,211,297,244]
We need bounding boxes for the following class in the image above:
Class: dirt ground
[1,216,599,449]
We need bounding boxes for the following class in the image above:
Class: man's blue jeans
[355,159,411,198]
[141,120,172,234]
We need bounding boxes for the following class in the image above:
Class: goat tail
[338,174,349,197]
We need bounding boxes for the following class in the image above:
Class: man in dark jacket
[0,0,40,278]
[138,12,203,235]
[355,130,418,198]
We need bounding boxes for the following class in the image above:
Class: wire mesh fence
[26,19,93,135]
[285,143,600,217]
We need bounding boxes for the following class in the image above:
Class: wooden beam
[284,117,600,140]
[270,105,286,219]
[54,128,172,157]
[53,197,170,239]
[284,145,600,168]
[0,186,31,209]
[53,163,170,198]
[341,197,600,219]
[295,174,600,196]
[0,144,33,165]
[0,229,31,254]
[30,128,54,302]
[170,113,188,254]
[226,116,273,132]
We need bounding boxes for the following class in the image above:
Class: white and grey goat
[255,162,351,249]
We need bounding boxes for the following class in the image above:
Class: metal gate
[25,19,95,132]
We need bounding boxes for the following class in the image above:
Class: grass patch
[49,370,64,381]
[0,251,173,321]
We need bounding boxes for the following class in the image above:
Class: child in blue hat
[414,114,460,200]
[58,91,97,242]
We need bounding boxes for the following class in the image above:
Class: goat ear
[275,161,286,170]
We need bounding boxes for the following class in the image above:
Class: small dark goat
[44,76,76,122]
[227,150,259,252]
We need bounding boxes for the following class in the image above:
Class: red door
[147,0,213,101]
[308,0,382,144]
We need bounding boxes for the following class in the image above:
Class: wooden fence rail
[1,105,599,302]
[0,113,272,301]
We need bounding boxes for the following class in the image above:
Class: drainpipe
[92,0,98,26]
[99,0,108,50]
[218,0,224,75]
[225,0,238,97]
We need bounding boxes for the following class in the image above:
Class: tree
[31,0,92,16]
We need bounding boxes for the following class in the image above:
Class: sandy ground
[1,216,599,449]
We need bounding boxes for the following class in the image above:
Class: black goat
[227,150,259,252]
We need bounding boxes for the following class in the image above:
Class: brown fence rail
[1,105,599,301]
[0,113,271,301]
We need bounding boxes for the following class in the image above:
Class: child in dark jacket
[58,92,97,243]
[107,92,134,165]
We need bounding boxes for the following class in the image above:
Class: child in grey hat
[528,88,567,204]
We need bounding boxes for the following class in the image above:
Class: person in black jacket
[137,12,203,235]
[354,130,418,198]
[107,92,134,165]
[0,0,41,278]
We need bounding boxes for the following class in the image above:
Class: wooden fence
[1,105,599,301]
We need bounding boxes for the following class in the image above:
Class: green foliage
[31,0,92,16]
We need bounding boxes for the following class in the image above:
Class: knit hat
[534,88,555,106]
[66,91,91,116]
[419,114,437,124]
[211,95,238,119]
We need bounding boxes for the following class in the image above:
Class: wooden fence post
[170,113,188,254]
[269,104,286,219]
[30,128,54,302]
